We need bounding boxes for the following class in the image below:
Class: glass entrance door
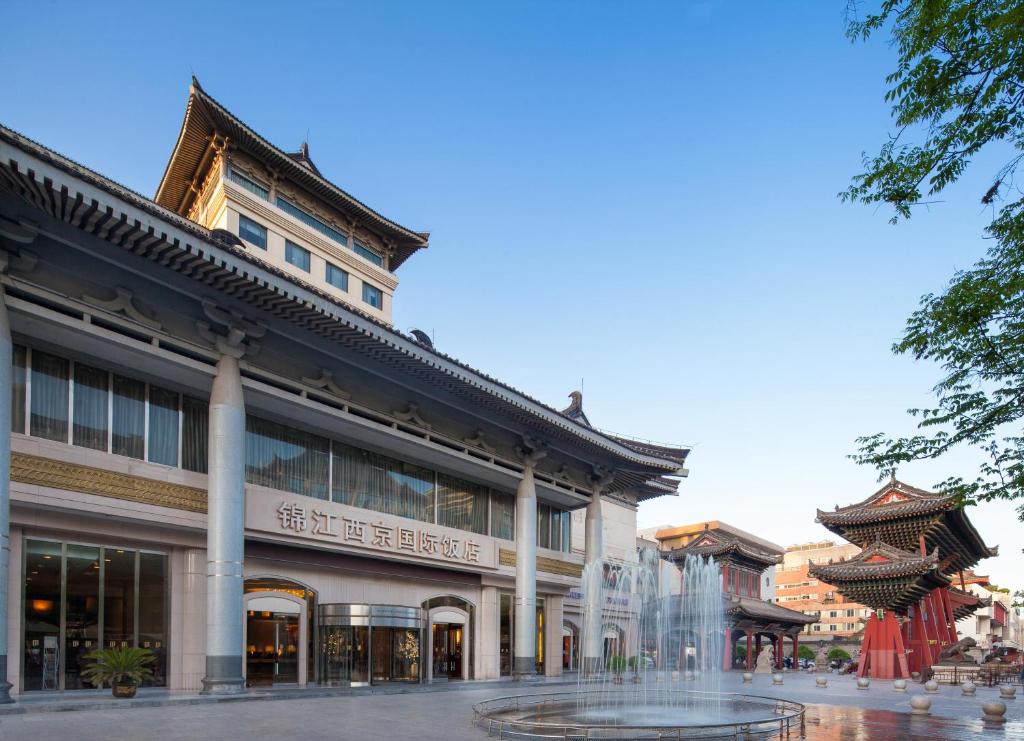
[371,627,421,683]
[246,611,299,686]
[320,625,369,685]
[431,624,463,679]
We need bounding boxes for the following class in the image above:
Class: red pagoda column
[745,631,753,670]
[792,634,799,669]
[775,634,784,670]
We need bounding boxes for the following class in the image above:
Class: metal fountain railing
[472,688,806,740]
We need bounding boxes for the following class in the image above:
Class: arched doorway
[244,577,316,687]
[422,596,475,682]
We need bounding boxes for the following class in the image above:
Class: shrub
[827,648,851,661]
[81,646,155,688]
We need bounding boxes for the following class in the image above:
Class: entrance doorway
[371,627,421,682]
[246,610,299,686]
[431,623,464,679]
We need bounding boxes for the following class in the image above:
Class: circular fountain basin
[474,688,805,739]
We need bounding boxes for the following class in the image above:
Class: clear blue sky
[4,1,1020,586]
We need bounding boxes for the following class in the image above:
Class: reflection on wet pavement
[803,702,1024,740]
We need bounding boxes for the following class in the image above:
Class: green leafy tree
[828,647,852,661]
[842,0,1024,520]
[798,645,816,661]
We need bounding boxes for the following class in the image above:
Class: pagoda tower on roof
[812,477,997,679]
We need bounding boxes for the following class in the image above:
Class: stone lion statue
[938,637,978,664]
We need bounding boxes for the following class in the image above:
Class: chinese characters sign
[247,491,496,569]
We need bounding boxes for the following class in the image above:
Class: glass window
[104,548,135,650]
[64,544,100,690]
[353,239,384,267]
[361,283,383,309]
[276,196,349,246]
[285,241,311,272]
[499,593,513,676]
[238,214,267,249]
[326,262,349,291]
[549,510,561,551]
[562,511,571,553]
[436,474,488,534]
[12,344,25,433]
[227,167,270,200]
[72,364,109,451]
[148,386,179,466]
[246,416,329,499]
[182,395,208,473]
[112,375,145,459]
[537,504,551,550]
[332,443,434,522]
[30,351,69,442]
[489,493,515,540]
[22,539,62,691]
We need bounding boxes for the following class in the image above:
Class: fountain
[473,549,804,738]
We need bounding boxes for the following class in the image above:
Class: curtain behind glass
[11,345,25,433]
[537,504,551,549]
[436,474,487,534]
[245,416,329,498]
[182,395,208,473]
[30,351,69,442]
[549,510,562,551]
[112,375,145,459]
[489,493,515,540]
[332,443,433,522]
[72,364,109,451]
[147,386,179,466]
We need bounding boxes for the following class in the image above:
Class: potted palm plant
[606,654,627,684]
[627,655,643,683]
[81,646,156,698]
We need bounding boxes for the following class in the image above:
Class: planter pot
[741,672,753,684]
[909,695,931,716]
[772,673,783,686]
[112,682,138,699]
[815,678,828,688]
[893,679,907,692]
[612,675,623,685]
[999,686,1016,700]
[960,681,976,697]
[924,679,939,694]
[632,674,641,684]
[982,702,1007,724]
[856,677,870,690]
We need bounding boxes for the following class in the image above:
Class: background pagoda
[812,477,997,679]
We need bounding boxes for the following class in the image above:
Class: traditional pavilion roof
[636,476,680,503]
[816,477,997,575]
[807,539,950,612]
[155,78,429,271]
[725,595,816,634]
[0,124,690,493]
[664,526,782,571]
[948,586,992,622]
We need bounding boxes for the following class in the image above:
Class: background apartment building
[775,540,872,639]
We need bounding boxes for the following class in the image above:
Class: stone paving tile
[0,672,1019,740]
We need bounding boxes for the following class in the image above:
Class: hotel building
[0,80,688,698]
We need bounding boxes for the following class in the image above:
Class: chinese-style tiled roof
[155,78,428,270]
[636,476,680,503]
[815,478,997,574]
[0,125,690,489]
[725,595,816,631]
[665,527,781,570]
[807,540,950,612]
[948,586,991,621]
[560,391,591,427]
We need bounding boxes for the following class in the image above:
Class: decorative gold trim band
[11,452,207,513]
[499,548,583,578]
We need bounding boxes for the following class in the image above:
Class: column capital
[197,301,266,358]
[516,435,548,468]
[588,465,615,492]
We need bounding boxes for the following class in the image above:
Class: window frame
[285,240,311,272]
[361,282,383,309]
[237,214,268,249]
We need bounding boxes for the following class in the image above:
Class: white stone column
[512,465,538,678]
[582,485,605,676]
[201,354,246,694]
[545,594,564,677]
[478,586,499,679]
[0,286,13,702]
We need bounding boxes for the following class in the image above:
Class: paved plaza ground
[0,671,1020,740]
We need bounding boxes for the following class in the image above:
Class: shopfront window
[498,592,546,676]
[22,539,167,692]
